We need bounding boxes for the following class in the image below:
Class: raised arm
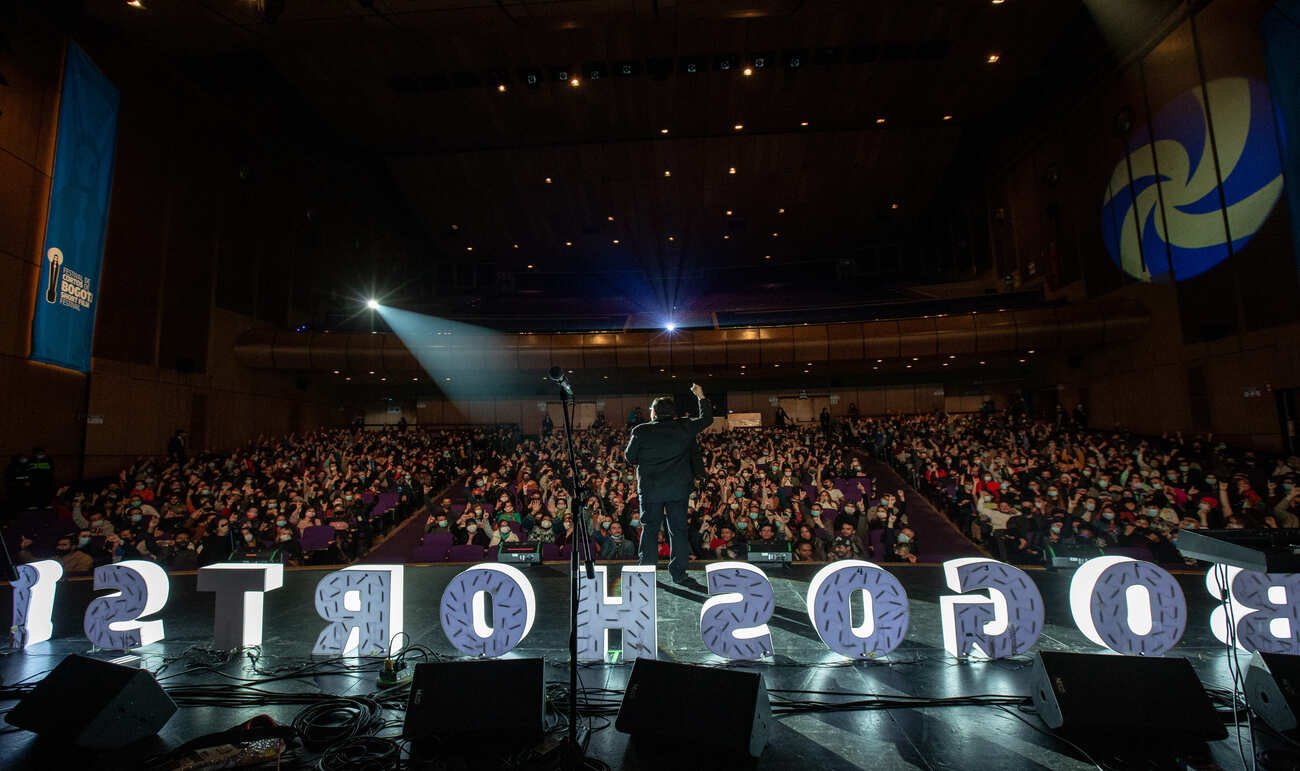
[687,383,713,433]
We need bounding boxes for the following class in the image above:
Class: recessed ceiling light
[743,67,753,76]
[497,83,507,92]
[513,243,519,248]
[771,232,778,237]
[332,370,340,374]
[1028,349,1036,354]
[466,246,473,251]
[451,224,459,230]
[570,77,581,87]
[949,355,956,359]
[381,377,387,381]
[607,216,615,222]
[804,370,809,373]
[906,364,912,369]
[774,364,780,368]
[1019,358,1027,363]
[613,239,620,245]
[891,203,900,210]
[979,361,986,365]
[733,123,744,130]
[668,236,675,241]
[126,0,145,7]
[660,128,669,134]
[800,121,809,127]
[875,117,886,124]
[345,376,351,381]
[527,264,534,269]
[992,0,1005,4]
[987,53,1001,63]
[368,370,375,374]
[564,241,573,246]
[664,170,671,177]
[873,366,879,370]
[412,377,419,381]
[725,209,733,216]
[764,255,771,260]
[723,235,730,240]
[445,376,453,381]
[544,177,552,184]
[877,359,883,363]
[728,167,736,175]
[911,357,918,361]
[778,208,785,214]
[943,114,953,121]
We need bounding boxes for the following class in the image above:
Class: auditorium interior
[2,0,1300,769]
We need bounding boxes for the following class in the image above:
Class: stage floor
[0,563,1270,770]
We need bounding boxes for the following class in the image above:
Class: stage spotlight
[665,322,677,332]
[366,299,380,310]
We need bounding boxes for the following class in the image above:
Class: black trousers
[637,497,689,578]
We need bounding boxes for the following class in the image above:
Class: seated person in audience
[529,514,559,544]
[54,535,93,574]
[793,539,821,561]
[489,520,520,547]
[275,525,303,565]
[16,534,38,564]
[595,521,637,560]
[748,522,788,552]
[710,524,746,560]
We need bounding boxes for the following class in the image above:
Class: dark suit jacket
[624,395,714,501]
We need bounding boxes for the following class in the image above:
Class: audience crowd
[423,404,918,565]
[865,410,1300,565]
[7,427,497,574]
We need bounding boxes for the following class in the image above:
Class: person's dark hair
[650,397,677,420]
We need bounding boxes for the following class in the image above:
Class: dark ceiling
[81,0,1156,328]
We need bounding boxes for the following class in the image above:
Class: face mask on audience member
[499,525,511,535]
[1084,501,1096,512]
[276,519,288,527]
[437,517,448,527]
[78,536,91,547]
[736,520,748,531]
[467,524,478,534]
[244,532,255,543]
[1102,511,1115,521]
[540,518,552,529]
[896,533,910,544]
[1050,524,1062,534]
[600,521,610,530]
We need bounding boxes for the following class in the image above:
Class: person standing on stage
[624,383,713,588]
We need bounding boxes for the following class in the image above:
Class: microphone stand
[551,380,596,769]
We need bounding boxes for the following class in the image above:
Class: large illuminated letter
[576,565,656,662]
[439,564,537,657]
[84,560,170,650]
[1206,565,1300,653]
[806,560,909,659]
[198,563,285,649]
[1069,556,1185,655]
[701,562,774,660]
[11,560,63,648]
[312,565,404,656]
[939,558,1044,659]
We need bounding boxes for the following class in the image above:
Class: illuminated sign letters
[577,565,657,662]
[1070,556,1186,656]
[197,563,285,649]
[84,560,170,650]
[1206,566,1300,654]
[10,560,63,649]
[939,558,1044,659]
[806,560,910,659]
[312,565,404,656]
[439,564,537,657]
[701,562,775,660]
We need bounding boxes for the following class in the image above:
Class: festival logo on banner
[1101,77,1285,281]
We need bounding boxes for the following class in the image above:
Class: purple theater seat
[803,485,818,500]
[541,543,561,561]
[413,533,453,562]
[867,529,886,559]
[558,543,572,561]
[362,493,376,506]
[451,502,467,516]
[482,503,495,515]
[448,544,486,562]
[300,525,336,551]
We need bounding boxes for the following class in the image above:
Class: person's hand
[690,383,704,399]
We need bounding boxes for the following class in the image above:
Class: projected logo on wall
[1101,77,1284,281]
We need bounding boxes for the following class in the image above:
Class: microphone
[547,366,573,395]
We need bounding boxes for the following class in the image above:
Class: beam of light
[665,321,677,332]
[366,298,380,310]
[372,305,508,399]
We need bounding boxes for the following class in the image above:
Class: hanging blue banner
[31,43,119,373]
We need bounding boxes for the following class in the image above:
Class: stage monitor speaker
[1030,651,1225,740]
[615,659,771,758]
[402,658,544,743]
[5,654,176,748]
[1246,651,1300,733]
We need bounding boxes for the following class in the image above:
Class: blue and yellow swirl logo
[1101,77,1284,281]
